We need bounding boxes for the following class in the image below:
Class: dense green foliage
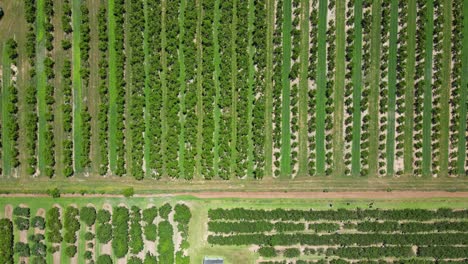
[0,219,14,264]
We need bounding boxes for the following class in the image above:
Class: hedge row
[96,209,112,243]
[97,6,109,175]
[0,219,13,264]
[307,0,318,175]
[208,233,467,246]
[208,208,468,221]
[129,206,143,254]
[272,0,284,177]
[79,0,92,169]
[128,0,145,179]
[24,0,38,176]
[112,206,129,258]
[145,0,163,178]
[46,207,62,243]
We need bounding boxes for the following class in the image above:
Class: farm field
[0,0,467,183]
[0,196,467,264]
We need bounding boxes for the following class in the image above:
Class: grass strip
[422,0,434,176]
[316,0,327,175]
[438,0,452,176]
[403,0,417,174]
[297,0,309,177]
[458,0,468,174]
[368,0,381,176]
[72,0,83,173]
[107,0,117,173]
[333,0,345,177]
[36,0,47,176]
[280,0,292,177]
[264,0,274,177]
[385,0,399,175]
[351,0,363,176]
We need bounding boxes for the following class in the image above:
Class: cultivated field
[0,196,467,263]
[0,0,467,184]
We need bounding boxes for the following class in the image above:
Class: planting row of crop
[208,208,468,221]
[378,0,391,176]
[394,1,409,175]
[145,0,163,178]
[217,0,234,179]
[253,0,267,179]
[174,204,191,263]
[307,0,318,176]
[208,232,467,246]
[128,0,145,179]
[61,0,74,177]
[289,0,300,176]
[324,0,336,176]
[201,0,216,180]
[112,206,129,258]
[2,39,20,174]
[430,0,443,175]
[63,206,80,257]
[129,206,143,254]
[96,208,112,243]
[79,1,92,170]
[343,0,356,175]
[40,0,56,178]
[272,0,283,177]
[182,0,197,179]
[158,203,174,263]
[97,6,109,175]
[262,259,468,264]
[412,1,429,176]
[0,219,13,263]
[24,0,38,176]
[358,0,372,176]
[449,0,464,175]
[165,0,181,178]
[110,0,126,176]
[235,1,250,178]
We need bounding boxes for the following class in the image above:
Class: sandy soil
[4,204,13,219]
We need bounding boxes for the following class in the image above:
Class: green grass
[36,0,47,176]
[107,0,117,173]
[333,0,346,177]
[458,0,468,175]
[316,0,327,176]
[213,0,221,177]
[280,0,292,178]
[386,0,399,175]
[297,0,309,177]
[368,0,382,176]
[178,0,187,178]
[264,0,274,177]
[351,0,363,176]
[246,0,255,177]
[422,0,434,176]
[438,0,452,176]
[72,0,83,173]
[403,0,417,174]
[1,45,12,176]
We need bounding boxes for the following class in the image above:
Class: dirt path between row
[1,191,468,199]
